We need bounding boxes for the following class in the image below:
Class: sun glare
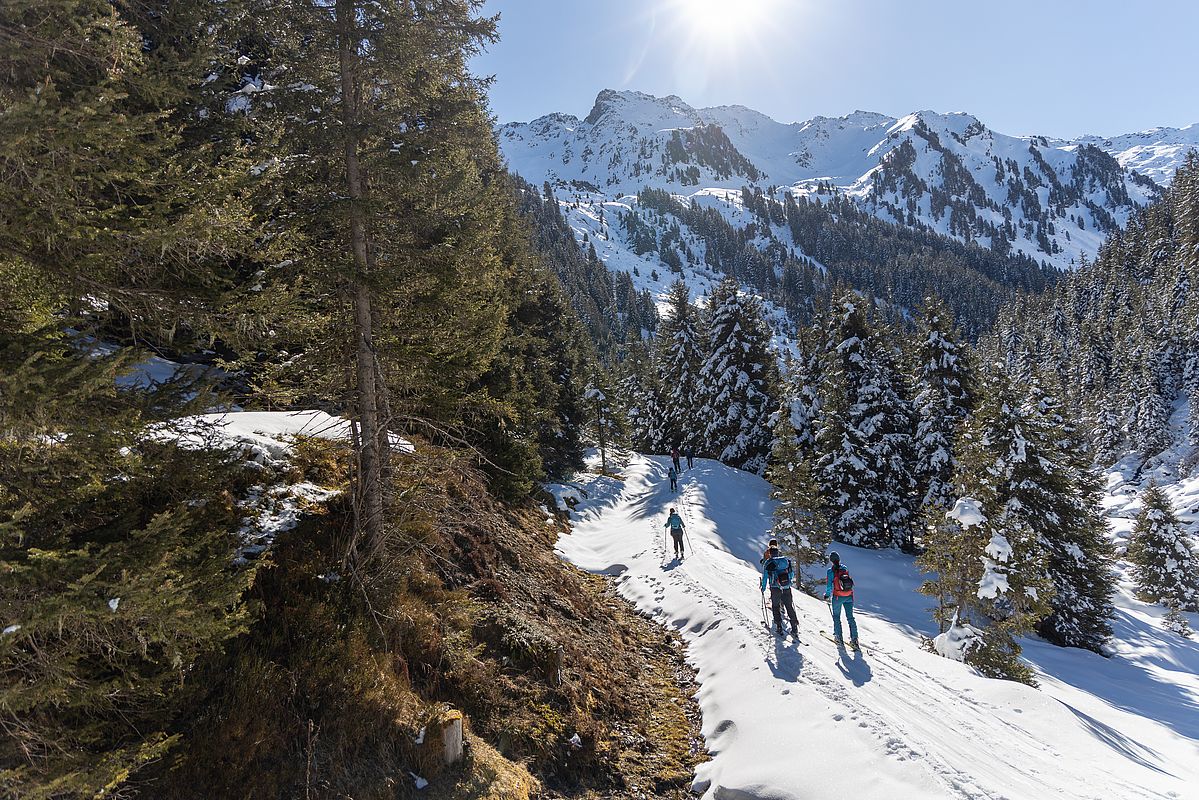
[675,0,776,47]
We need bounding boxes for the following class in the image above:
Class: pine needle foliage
[0,330,260,798]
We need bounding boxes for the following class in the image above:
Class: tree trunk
[596,399,607,474]
[337,0,385,559]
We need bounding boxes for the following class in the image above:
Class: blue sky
[471,0,1198,138]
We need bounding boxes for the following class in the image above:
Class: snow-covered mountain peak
[497,90,1182,268]
[582,88,701,130]
[1073,122,1199,185]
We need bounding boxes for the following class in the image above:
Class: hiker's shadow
[767,636,805,682]
[660,558,681,572]
[836,646,873,687]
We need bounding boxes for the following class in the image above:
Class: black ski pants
[770,587,799,632]
[670,529,684,556]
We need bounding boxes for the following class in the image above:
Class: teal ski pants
[831,595,858,641]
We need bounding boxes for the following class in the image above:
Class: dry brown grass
[147,440,702,799]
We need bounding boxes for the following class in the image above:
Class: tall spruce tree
[697,279,778,473]
[223,0,509,556]
[1027,380,1116,652]
[815,297,882,546]
[1128,485,1199,612]
[778,334,823,463]
[615,340,658,451]
[814,295,915,548]
[657,279,705,449]
[919,371,1054,683]
[910,297,976,515]
[872,330,920,549]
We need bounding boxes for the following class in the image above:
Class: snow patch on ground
[154,410,408,560]
[158,410,413,467]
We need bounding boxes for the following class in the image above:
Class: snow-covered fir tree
[697,278,778,473]
[616,341,669,452]
[778,334,823,463]
[910,297,976,515]
[815,295,916,548]
[920,371,1054,683]
[871,328,920,548]
[1026,378,1116,652]
[656,279,705,450]
[612,342,646,450]
[815,297,881,546]
[1128,484,1199,612]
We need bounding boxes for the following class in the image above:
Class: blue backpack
[766,556,793,588]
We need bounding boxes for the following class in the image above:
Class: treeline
[986,153,1199,463]
[633,185,1059,338]
[615,279,778,474]
[0,0,596,795]
[514,178,659,359]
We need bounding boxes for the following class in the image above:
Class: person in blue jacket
[824,551,859,648]
[760,545,799,637]
[664,508,686,558]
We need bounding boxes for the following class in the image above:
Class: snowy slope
[500,90,1180,269]
[546,186,804,360]
[554,454,1199,800]
[1072,123,1199,186]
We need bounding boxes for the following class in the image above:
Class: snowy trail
[555,455,1199,800]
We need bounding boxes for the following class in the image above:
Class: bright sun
[676,0,776,46]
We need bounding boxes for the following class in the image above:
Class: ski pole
[761,591,769,628]
[684,527,694,554]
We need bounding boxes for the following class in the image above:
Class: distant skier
[824,552,859,649]
[685,445,695,470]
[665,507,686,559]
[668,465,678,492]
[760,545,800,637]
[671,446,681,473]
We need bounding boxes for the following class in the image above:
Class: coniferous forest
[3,1,1199,798]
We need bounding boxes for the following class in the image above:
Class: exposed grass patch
[147,440,703,798]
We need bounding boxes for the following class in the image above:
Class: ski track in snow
[555,455,1199,800]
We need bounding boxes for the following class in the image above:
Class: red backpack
[832,565,854,597]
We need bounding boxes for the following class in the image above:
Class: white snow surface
[556,454,1199,800]
[159,410,413,467]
